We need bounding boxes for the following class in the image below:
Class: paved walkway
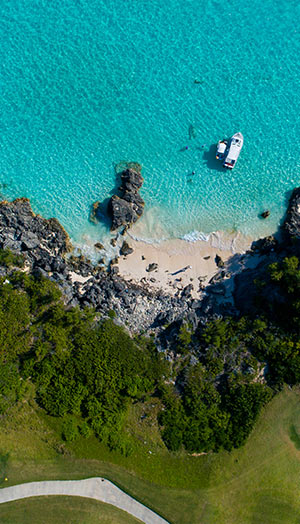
[0,477,169,524]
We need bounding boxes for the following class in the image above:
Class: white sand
[70,271,92,284]
[118,233,253,298]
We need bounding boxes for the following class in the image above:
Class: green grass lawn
[0,496,142,523]
[0,388,300,523]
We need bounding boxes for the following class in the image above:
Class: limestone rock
[251,235,278,254]
[146,263,158,272]
[108,168,145,231]
[94,242,104,250]
[120,241,133,256]
[109,195,142,230]
[215,254,224,268]
[284,187,300,238]
[121,168,143,192]
[20,232,40,250]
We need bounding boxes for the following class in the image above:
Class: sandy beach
[118,231,253,298]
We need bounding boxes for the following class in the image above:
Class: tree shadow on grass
[250,493,300,524]
[289,424,300,450]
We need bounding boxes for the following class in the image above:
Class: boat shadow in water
[202,143,227,173]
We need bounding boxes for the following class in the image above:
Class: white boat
[216,140,228,160]
[223,132,243,169]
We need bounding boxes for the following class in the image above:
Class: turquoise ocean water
[1,0,300,251]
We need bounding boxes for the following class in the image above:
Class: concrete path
[0,477,169,524]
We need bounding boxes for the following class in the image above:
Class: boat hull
[223,132,243,169]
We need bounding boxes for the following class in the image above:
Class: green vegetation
[0,269,166,455]
[0,249,24,268]
[1,252,300,457]
[0,496,142,523]
[1,250,300,521]
[0,388,300,523]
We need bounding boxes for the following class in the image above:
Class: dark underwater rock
[261,210,270,219]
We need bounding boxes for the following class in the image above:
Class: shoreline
[117,230,253,298]
[0,189,298,335]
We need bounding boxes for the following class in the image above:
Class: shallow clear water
[1,0,300,249]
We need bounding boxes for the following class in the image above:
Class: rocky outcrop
[251,235,278,254]
[284,187,300,238]
[108,168,145,231]
[146,263,158,272]
[4,188,300,349]
[94,242,104,250]
[0,198,72,257]
[120,241,133,256]
[0,198,200,340]
[215,254,224,268]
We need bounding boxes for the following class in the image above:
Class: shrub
[61,417,79,442]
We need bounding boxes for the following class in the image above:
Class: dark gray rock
[108,168,145,231]
[209,283,226,295]
[215,254,225,268]
[3,239,22,252]
[120,241,134,256]
[32,267,49,279]
[113,279,127,293]
[155,310,176,326]
[109,195,141,230]
[121,168,143,192]
[19,232,40,250]
[181,284,193,298]
[251,235,278,254]
[94,242,104,250]
[284,187,300,238]
[122,191,144,216]
[146,263,158,272]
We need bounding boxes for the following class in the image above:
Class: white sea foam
[181,229,253,253]
[181,230,211,243]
